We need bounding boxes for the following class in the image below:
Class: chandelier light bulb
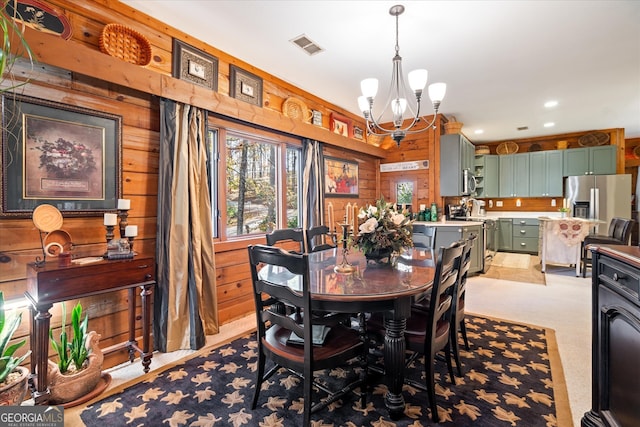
[428,82,447,102]
[391,98,407,117]
[408,69,428,93]
[360,78,379,99]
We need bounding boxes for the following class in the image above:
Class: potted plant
[47,302,103,404]
[0,291,31,406]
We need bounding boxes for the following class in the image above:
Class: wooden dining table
[258,247,436,420]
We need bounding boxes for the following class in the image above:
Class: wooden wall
[0,0,383,370]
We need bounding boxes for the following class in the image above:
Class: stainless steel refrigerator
[565,174,632,234]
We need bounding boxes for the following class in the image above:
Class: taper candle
[345,202,351,226]
[327,202,334,230]
[104,213,118,226]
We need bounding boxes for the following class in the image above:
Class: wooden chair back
[306,225,337,253]
[265,228,305,253]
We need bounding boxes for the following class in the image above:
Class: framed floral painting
[1,94,122,217]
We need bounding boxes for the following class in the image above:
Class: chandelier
[357,4,446,146]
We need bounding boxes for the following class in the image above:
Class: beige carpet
[482,254,546,285]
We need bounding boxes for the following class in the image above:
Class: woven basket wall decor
[99,23,152,66]
[444,117,463,134]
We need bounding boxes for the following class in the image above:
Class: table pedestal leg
[126,282,154,373]
[384,317,407,419]
[28,303,52,404]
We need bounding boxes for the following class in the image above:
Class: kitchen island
[413,220,485,273]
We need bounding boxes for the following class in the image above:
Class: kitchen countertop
[414,220,485,227]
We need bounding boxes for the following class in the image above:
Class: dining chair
[366,240,464,423]
[265,228,305,254]
[580,217,636,277]
[248,244,367,426]
[449,234,476,377]
[306,225,337,253]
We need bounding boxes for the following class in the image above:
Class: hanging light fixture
[358,4,446,146]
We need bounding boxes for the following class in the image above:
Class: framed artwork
[172,39,219,91]
[311,110,322,126]
[324,156,358,197]
[229,65,263,107]
[353,125,364,141]
[4,0,72,39]
[1,93,122,217]
[330,113,352,138]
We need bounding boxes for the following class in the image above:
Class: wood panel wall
[0,0,386,371]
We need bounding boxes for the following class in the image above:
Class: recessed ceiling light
[474,129,484,134]
[543,122,555,128]
[544,100,558,108]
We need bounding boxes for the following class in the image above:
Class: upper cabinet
[499,153,530,197]
[529,150,563,197]
[563,146,616,176]
[475,155,499,198]
[440,134,476,196]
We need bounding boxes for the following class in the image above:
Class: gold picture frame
[172,39,219,91]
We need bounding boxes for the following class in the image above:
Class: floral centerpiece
[352,197,413,263]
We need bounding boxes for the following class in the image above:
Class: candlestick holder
[105,225,115,243]
[127,236,135,255]
[334,222,355,273]
[118,209,129,239]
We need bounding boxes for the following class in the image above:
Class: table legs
[126,282,154,373]
[28,302,52,404]
[383,316,407,420]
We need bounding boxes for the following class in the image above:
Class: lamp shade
[360,78,379,99]
[357,96,370,113]
[408,69,428,92]
[428,82,447,102]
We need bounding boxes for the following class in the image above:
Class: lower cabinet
[496,218,539,254]
[433,224,484,274]
[512,218,539,254]
[582,246,640,427]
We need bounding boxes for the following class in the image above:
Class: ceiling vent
[517,126,529,131]
[290,34,324,56]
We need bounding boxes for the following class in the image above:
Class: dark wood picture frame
[353,125,364,140]
[330,113,352,138]
[172,39,219,91]
[324,156,359,197]
[1,93,122,217]
[229,65,263,107]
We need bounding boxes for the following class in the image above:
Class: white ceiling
[121,0,640,144]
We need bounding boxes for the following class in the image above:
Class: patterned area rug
[70,315,571,426]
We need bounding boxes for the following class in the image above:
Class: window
[209,119,301,240]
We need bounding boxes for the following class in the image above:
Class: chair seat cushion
[264,324,363,366]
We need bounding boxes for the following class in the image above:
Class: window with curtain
[208,122,301,240]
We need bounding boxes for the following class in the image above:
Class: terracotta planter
[0,366,30,406]
[47,331,104,404]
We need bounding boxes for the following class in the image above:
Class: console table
[25,256,155,404]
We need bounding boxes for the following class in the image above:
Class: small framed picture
[353,125,364,141]
[172,39,218,91]
[230,65,263,107]
[311,110,322,126]
[324,157,358,197]
[330,113,352,138]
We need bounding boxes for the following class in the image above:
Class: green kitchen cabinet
[562,145,616,176]
[474,155,499,198]
[511,218,539,254]
[440,134,476,196]
[499,153,530,197]
[432,223,484,274]
[497,218,513,251]
[529,150,563,197]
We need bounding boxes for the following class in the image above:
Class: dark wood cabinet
[582,245,640,427]
[26,256,156,404]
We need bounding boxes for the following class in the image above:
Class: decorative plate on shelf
[496,141,519,155]
[282,97,312,122]
[32,204,63,232]
[99,23,152,66]
[578,132,609,147]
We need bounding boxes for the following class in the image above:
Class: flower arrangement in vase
[353,197,413,263]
